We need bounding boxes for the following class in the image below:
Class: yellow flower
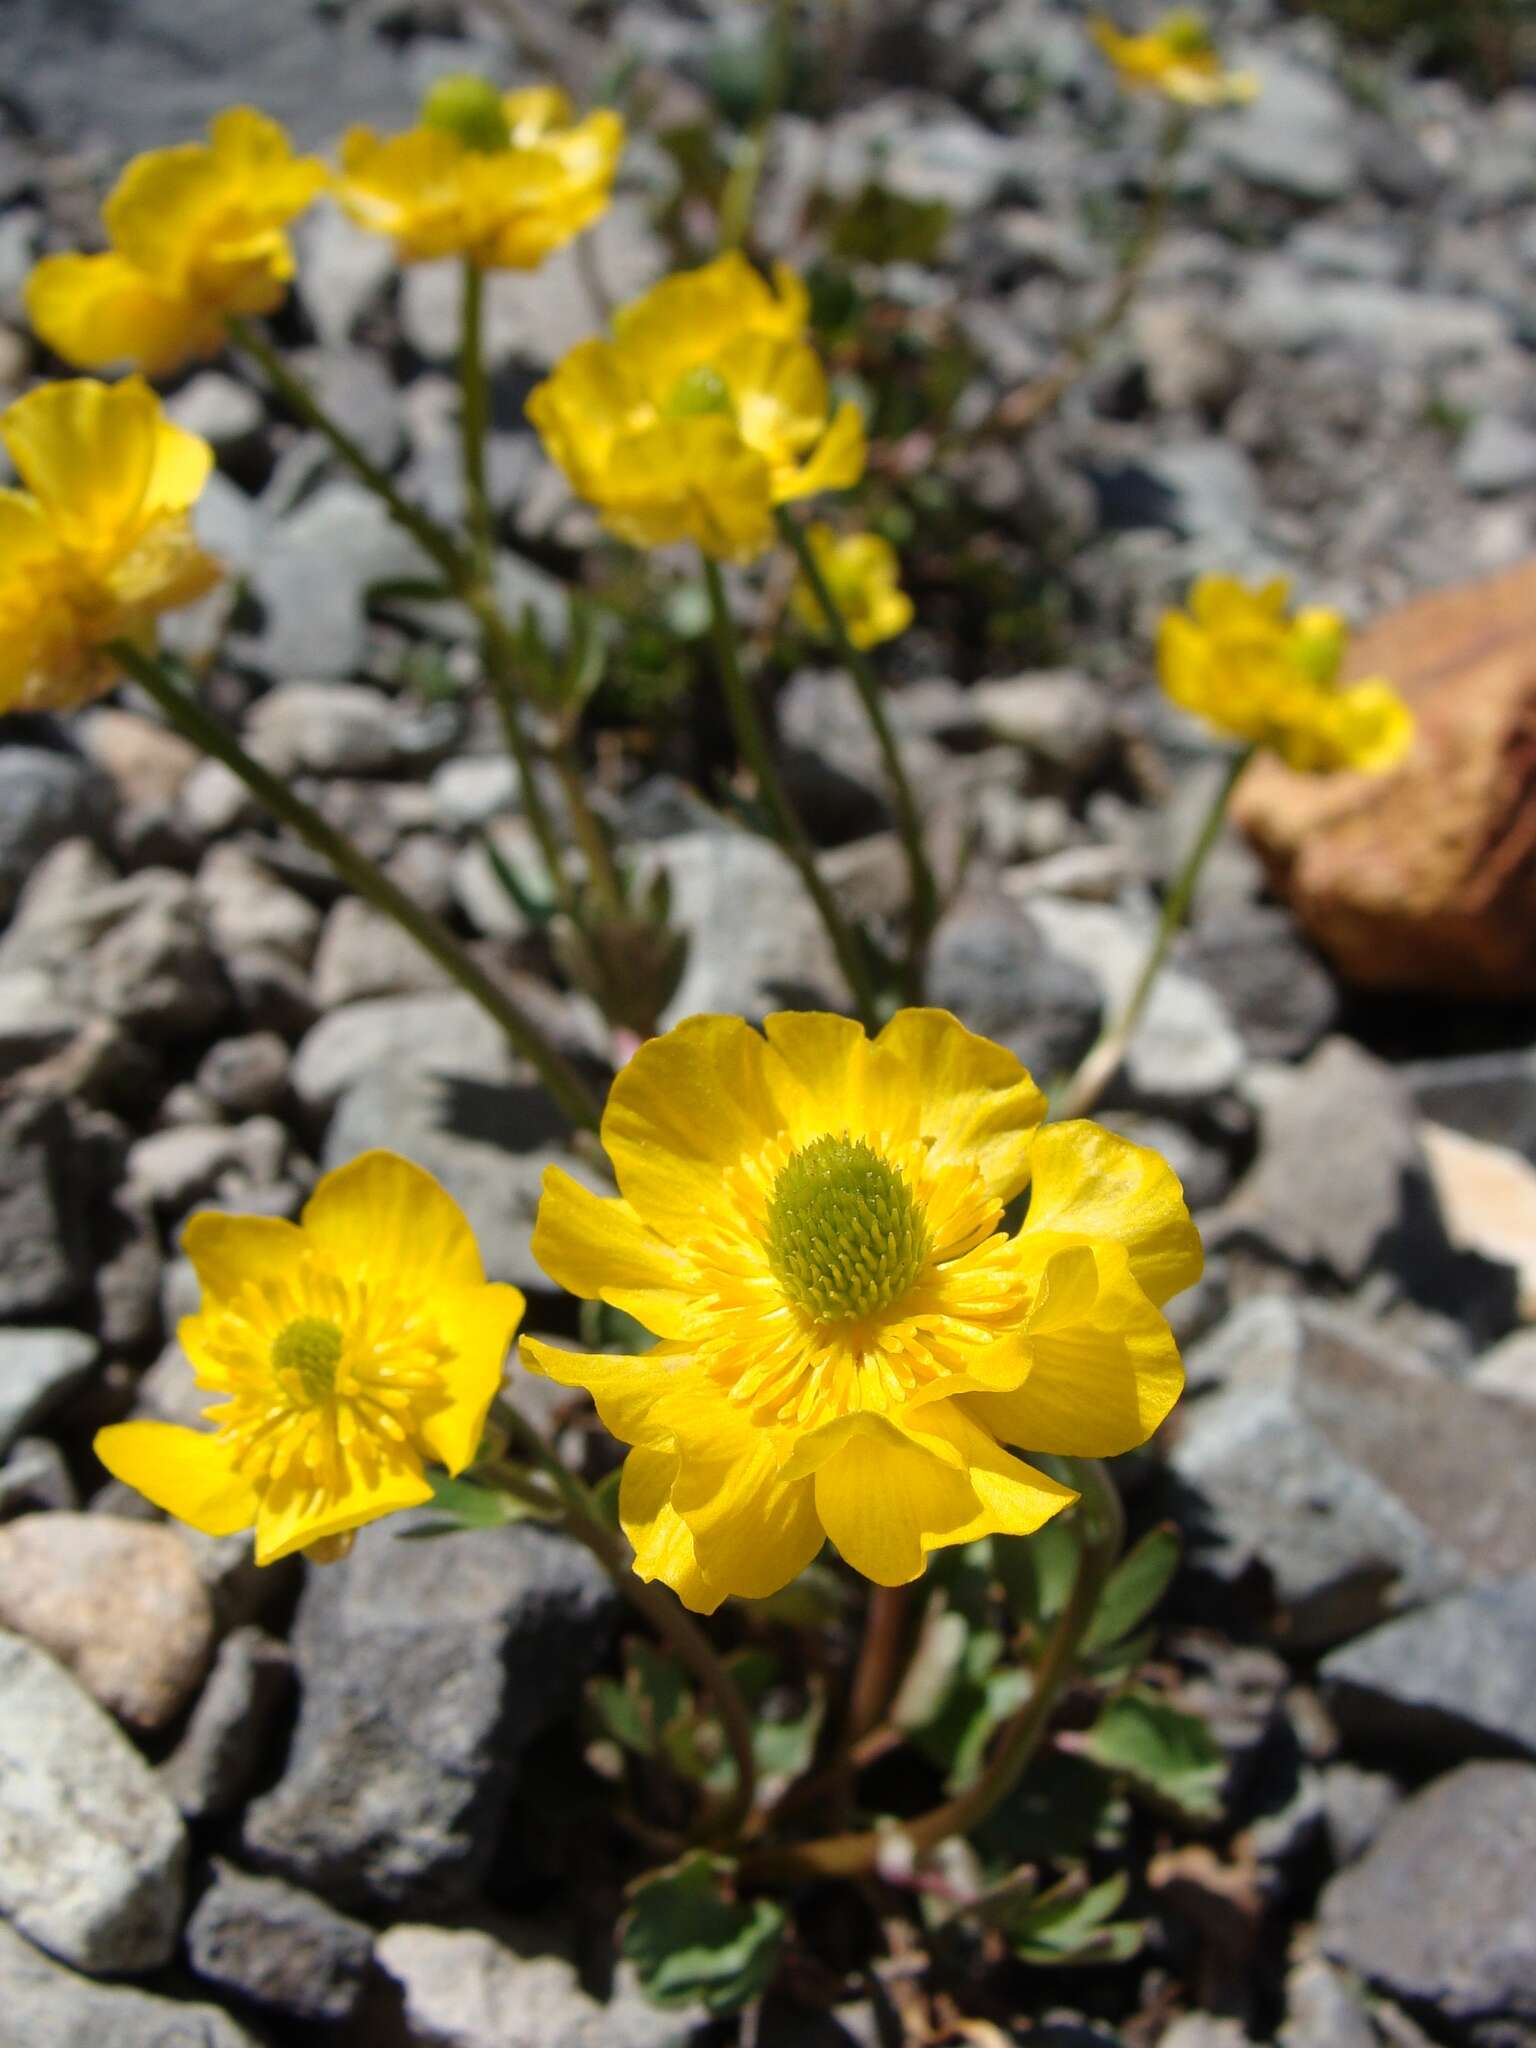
[335,82,624,269]
[0,377,221,715]
[1158,574,1415,774]
[791,524,914,650]
[1090,11,1257,107]
[523,1010,1200,1613]
[25,109,326,376]
[526,252,866,561]
[95,1152,524,1566]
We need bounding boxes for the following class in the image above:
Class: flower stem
[459,259,495,576]
[701,556,880,1029]
[777,507,938,1001]
[718,0,796,251]
[741,1464,1125,1883]
[111,641,602,1134]
[1059,742,1254,1121]
[493,1398,759,1840]
[845,1583,914,1746]
[226,316,468,588]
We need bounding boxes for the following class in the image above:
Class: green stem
[1059,742,1253,1121]
[742,1463,1124,1882]
[550,734,627,917]
[477,617,582,928]
[459,259,494,575]
[227,316,468,588]
[778,507,938,1001]
[112,641,601,1133]
[701,556,880,1029]
[493,1399,759,1840]
[718,0,795,251]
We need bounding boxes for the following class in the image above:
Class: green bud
[421,74,512,153]
[663,366,735,420]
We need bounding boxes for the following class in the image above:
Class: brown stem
[845,1583,914,1745]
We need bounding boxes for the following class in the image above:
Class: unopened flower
[526,252,866,561]
[95,1152,524,1565]
[791,525,913,650]
[0,377,221,714]
[335,82,623,269]
[26,109,326,376]
[1158,574,1414,773]
[523,1009,1200,1613]
[1090,11,1257,107]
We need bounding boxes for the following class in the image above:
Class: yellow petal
[24,253,210,376]
[301,1149,487,1293]
[0,488,59,573]
[1021,1120,1202,1307]
[902,1398,1079,1543]
[777,396,867,503]
[143,413,215,518]
[597,416,776,559]
[620,1444,723,1613]
[1329,678,1416,775]
[868,1008,1047,1205]
[180,1210,310,1308]
[3,377,156,546]
[613,252,800,397]
[417,1281,525,1473]
[253,1439,434,1565]
[760,1011,873,1145]
[660,1383,823,1601]
[962,1243,1185,1458]
[602,1013,787,1244]
[531,1166,696,1337]
[518,1335,695,1450]
[811,1414,981,1584]
[102,140,226,279]
[93,1420,259,1536]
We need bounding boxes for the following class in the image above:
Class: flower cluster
[1159,574,1415,774]
[0,377,221,713]
[96,1152,523,1565]
[527,252,866,560]
[523,1009,1201,1612]
[1090,11,1257,107]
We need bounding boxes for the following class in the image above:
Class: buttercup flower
[1090,11,1257,107]
[335,81,623,269]
[26,109,326,376]
[526,252,866,560]
[1159,574,1415,773]
[523,1010,1200,1613]
[0,376,221,714]
[791,525,914,650]
[96,1152,524,1565]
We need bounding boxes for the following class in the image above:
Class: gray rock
[312,896,452,1008]
[1457,414,1536,497]
[196,1032,291,1118]
[823,98,1020,210]
[0,1515,215,1733]
[1319,1762,1536,2044]
[179,756,263,841]
[0,1628,186,1972]
[197,842,322,967]
[126,1118,288,1216]
[1280,1956,1377,2048]
[1027,897,1245,1107]
[0,1437,77,1518]
[927,893,1101,1081]
[245,487,425,678]
[1095,437,1262,545]
[290,991,521,1114]
[0,746,109,922]
[242,1519,613,1909]
[186,1861,372,2024]
[324,1065,605,1293]
[1319,1762,1404,1870]
[0,1097,95,1319]
[1185,905,1340,1062]
[0,1328,96,1456]
[167,371,264,452]
[1212,1039,1457,1289]
[1471,1330,1536,1407]
[1321,1575,1536,1763]
[161,1627,294,1823]
[1205,50,1358,201]
[1096,1111,1235,1216]
[245,674,425,778]
[0,1919,261,2048]
[968,671,1116,777]
[372,1922,694,2048]
[293,203,396,346]
[1170,1296,1536,1648]
[657,830,847,1024]
[290,346,405,471]
[0,967,79,1076]
[431,754,522,834]
[1401,1050,1536,1165]
[1234,260,1510,364]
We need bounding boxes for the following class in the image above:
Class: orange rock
[1232,556,1536,998]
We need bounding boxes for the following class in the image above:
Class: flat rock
[1319,1762,1536,2043]
[186,1861,372,2025]
[0,1515,214,1732]
[290,991,521,1114]
[927,892,1101,1082]
[0,1628,186,1972]
[1321,1574,1536,1762]
[242,1518,613,1910]
[0,1328,97,1456]
[1184,905,1340,1063]
[0,746,109,922]
[656,829,847,1024]
[1205,50,1358,201]
[160,1626,294,1822]
[0,1919,260,2048]
[312,895,452,1008]
[1421,1122,1536,1319]
[197,842,322,967]
[0,1097,97,1319]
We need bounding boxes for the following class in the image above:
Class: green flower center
[421,74,512,153]
[270,1316,345,1402]
[765,1135,929,1325]
[664,366,735,420]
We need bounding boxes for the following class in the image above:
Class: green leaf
[1009,1871,1143,1966]
[1081,1525,1180,1655]
[480,827,557,928]
[996,1517,1082,1628]
[976,1751,1126,1868]
[1079,1690,1226,1824]
[395,1471,544,1537]
[589,1674,655,1758]
[622,1853,786,2015]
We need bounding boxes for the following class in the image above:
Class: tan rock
[0,1514,215,1731]
[1422,1121,1536,1320]
[1232,556,1536,997]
